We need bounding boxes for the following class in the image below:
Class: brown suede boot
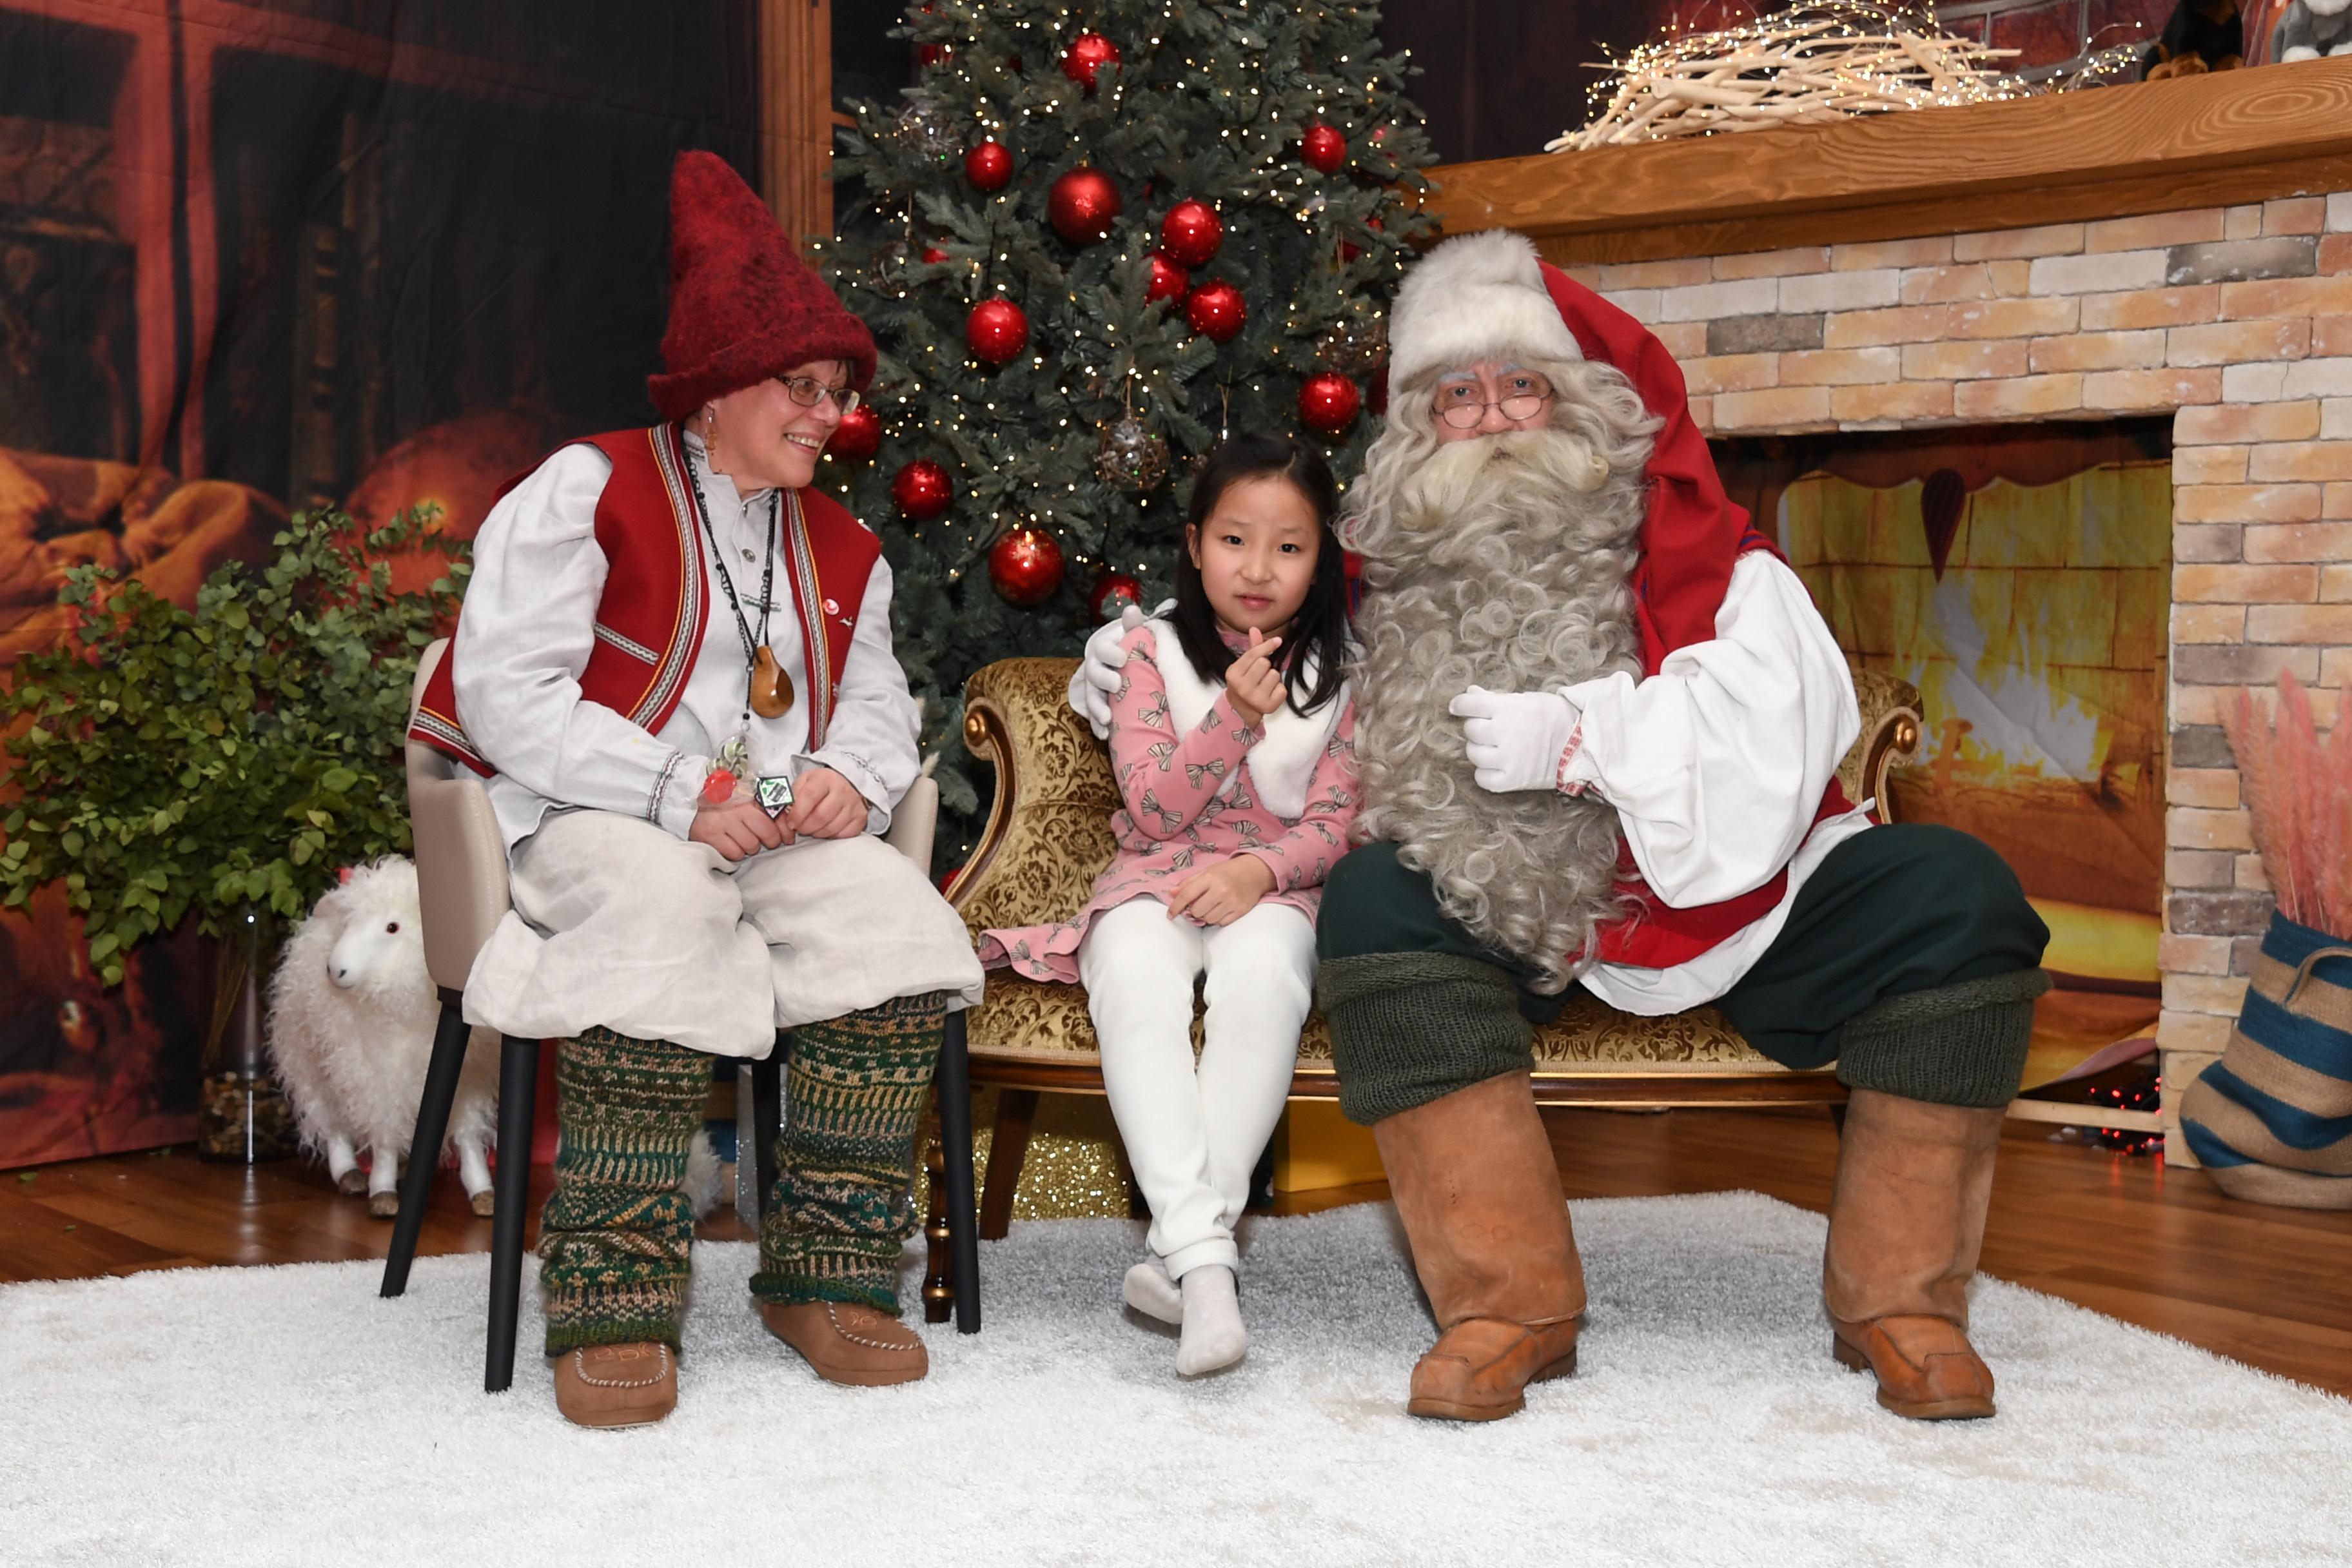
[1372,1070,1584,1422]
[1823,1088,2006,1420]
[551,1341,678,1429]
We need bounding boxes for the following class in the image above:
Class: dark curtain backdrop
[0,0,758,1168]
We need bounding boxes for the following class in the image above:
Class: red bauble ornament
[1159,200,1222,267]
[1340,214,1383,265]
[989,526,1065,605]
[1298,372,1362,436]
[1301,122,1347,174]
[965,140,1014,191]
[917,41,951,66]
[1089,571,1143,622]
[1186,280,1247,343]
[921,245,950,264]
[892,459,953,520]
[1062,32,1121,92]
[966,297,1030,363]
[1048,167,1122,244]
[827,402,881,462]
[1146,253,1189,305]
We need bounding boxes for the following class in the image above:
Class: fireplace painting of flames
[1720,422,2171,1090]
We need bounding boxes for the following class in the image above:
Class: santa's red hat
[1384,228,1765,670]
[647,151,876,420]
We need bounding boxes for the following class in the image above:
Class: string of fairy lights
[813,1,1431,622]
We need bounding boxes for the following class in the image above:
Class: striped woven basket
[2180,911,2352,1209]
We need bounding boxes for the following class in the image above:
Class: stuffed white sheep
[267,857,725,1220]
[268,857,502,1217]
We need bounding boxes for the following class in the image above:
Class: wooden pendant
[750,644,794,719]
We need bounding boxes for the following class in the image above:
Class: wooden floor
[6,1106,2349,1398]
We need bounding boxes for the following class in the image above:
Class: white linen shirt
[451,432,922,850]
[1562,551,1876,1014]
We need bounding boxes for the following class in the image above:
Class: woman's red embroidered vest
[410,424,880,775]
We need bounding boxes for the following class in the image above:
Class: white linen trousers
[1078,897,1317,1279]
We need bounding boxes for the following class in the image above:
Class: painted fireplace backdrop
[0,0,760,1167]
[1717,424,2171,1088]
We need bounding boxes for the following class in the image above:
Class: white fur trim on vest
[1144,616,1344,823]
[1388,230,1582,392]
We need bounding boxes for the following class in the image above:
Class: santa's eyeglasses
[1432,373,1553,429]
[776,375,860,415]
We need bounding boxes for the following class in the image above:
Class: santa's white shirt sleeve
[1560,550,1877,1014]
[452,436,920,851]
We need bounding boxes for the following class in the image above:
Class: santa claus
[1075,230,2050,1425]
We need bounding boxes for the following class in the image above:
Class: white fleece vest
[1144,615,1347,822]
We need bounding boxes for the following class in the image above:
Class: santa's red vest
[411,423,881,776]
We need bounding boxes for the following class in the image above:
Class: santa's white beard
[1349,425,1649,989]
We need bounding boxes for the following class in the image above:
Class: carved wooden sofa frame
[946,656,1921,1237]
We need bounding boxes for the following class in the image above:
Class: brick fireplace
[1427,63,2352,1155]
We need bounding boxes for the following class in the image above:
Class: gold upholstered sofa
[945,656,1921,1234]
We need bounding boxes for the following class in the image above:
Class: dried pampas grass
[2224,672,2352,939]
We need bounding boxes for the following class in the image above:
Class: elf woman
[410,152,984,1428]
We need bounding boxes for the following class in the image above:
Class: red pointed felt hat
[647,151,876,420]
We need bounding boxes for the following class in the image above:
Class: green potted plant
[1,509,467,1161]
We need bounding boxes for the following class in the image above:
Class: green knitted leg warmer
[1836,968,2053,1109]
[750,991,948,1315]
[1317,952,1534,1126]
[537,1026,708,1356]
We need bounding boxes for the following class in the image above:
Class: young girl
[980,435,1359,1377]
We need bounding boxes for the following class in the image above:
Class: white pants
[462,809,985,1059]
[1079,898,1316,1279]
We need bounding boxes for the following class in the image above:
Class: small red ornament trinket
[921,244,950,264]
[1048,167,1121,244]
[1186,280,1247,343]
[1298,371,1362,436]
[1159,200,1222,267]
[1062,32,1121,92]
[965,140,1013,191]
[990,525,1066,606]
[1146,253,1189,304]
[827,402,881,462]
[892,459,954,520]
[967,297,1030,363]
[1301,123,1346,174]
[701,768,739,807]
[1090,571,1143,622]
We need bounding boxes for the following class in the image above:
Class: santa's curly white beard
[1346,378,1657,992]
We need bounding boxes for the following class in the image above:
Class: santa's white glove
[1068,600,1175,740]
[1449,685,1583,794]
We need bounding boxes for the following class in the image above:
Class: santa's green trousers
[537,993,947,1356]
[1315,825,2050,1127]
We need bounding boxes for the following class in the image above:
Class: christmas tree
[818,0,1437,856]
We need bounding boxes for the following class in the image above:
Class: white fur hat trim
[1387,230,1582,391]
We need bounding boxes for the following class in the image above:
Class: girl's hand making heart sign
[1223,627,1287,729]
[1166,854,1278,926]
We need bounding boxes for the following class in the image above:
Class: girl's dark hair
[1171,434,1349,717]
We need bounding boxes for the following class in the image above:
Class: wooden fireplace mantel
[1422,57,2352,266]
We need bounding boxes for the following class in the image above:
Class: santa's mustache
[1382,426,1618,556]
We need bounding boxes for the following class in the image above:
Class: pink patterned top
[977,625,1360,983]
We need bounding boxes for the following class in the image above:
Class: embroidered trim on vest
[411,707,485,769]
[780,489,835,750]
[642,426,707,730]
[593,622,661,665]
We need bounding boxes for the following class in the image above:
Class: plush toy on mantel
[2145,0,2245,77]
[2275,0,2352,61]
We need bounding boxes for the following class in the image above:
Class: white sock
[1175,1264,1247,1377]
[1122,1255,1183,1326]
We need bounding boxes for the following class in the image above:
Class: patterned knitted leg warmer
[751,991,949,1315]
[537,1026,709,1356]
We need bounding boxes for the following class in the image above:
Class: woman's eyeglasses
[1433,375,1552,430]
[779,375,859,415]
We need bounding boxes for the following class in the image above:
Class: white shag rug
[3,1191,2347,1567]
